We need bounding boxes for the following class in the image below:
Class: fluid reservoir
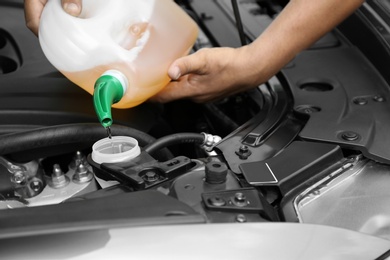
[39,0,198,127]
[91,136,141,164]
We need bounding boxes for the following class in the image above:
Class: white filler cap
[92,136,141,164]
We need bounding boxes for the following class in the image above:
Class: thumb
[62,0,82,16]
[168,49,208,80]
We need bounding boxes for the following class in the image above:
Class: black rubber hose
[204,103,239,134]
[0,123,172,162]
[144,132,205,156]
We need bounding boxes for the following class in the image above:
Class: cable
[144,132,205,156]
[231,0,247,46]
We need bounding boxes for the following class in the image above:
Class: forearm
[242,0,365,84]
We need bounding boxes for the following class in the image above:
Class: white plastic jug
[39,0,198,127]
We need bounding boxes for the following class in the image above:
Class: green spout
[93,71,127,128]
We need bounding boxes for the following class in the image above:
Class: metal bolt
[235,214,247,223]
[239,145,248,153]
[296,105,321,114]
[202,133,222,152]
[353,97,368,105]
[143,171,159,182]
[53,164,62,176]
[233,192,247,207]
[208,196,226,207]
[69,151,87,170]
[341,131,359,141]
[73,163,93,184]
[51,164,70,188]
[235,145,252,160]
[235,192,246,202]
[25,177,45,197]
[11,171,26,184]
[373,95,385,102]
[30,180,43,193]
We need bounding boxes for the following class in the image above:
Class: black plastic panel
[283,46,390,163]
[240,141,343,195]
[189,0,244,47]
[0,190,204,239]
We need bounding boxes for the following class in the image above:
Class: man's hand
[152,46,268,103]
[24,0,82,36]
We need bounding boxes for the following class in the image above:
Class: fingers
[153,77,222,104]
[61,0,82,16]
[167,48,209,80]
[153,76,196,103]
[156,48,237,103]
[24,0,48,36]
[24,0,82,36]
[151,80,186,103]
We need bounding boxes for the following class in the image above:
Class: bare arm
[24,0,82,36]
[153,0,365,103]
[244,0,365,86]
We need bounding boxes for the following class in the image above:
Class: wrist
[236,44,277,87]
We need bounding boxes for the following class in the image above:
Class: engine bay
[1,0,390,243]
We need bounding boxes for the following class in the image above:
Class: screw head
[30,180,43,193]
[353,97,368,105]
[373,95,385,102]
[235,214,247,223]
[11,171,26,184]
[143,171,159,182]
[235,145,252,160]
[232,192,247,207]
[341,131,359,141]
[239,145,248,153]
[295,105,321,114]
[208,196,226,207]
[235,192,246,201]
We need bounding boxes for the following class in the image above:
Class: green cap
[93,70,127,128]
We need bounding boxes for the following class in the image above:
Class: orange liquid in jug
[60,1,198,109]
[62,63,170,108]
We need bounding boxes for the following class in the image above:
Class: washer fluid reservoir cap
[92,136,141,164]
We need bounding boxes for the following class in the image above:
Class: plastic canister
[39,0,198,127]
